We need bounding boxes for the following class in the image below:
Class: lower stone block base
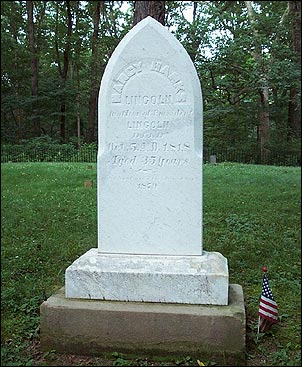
[40,284,246,366]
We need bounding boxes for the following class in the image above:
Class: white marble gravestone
[65,17,228,305]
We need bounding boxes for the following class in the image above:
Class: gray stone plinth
[65,249,229,305]
[40,284,246,366]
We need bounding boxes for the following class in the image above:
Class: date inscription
[108,142,190,153]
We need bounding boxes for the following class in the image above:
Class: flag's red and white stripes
[259,295,278,323]
[257,270,278,334]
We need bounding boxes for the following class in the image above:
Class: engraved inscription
[137,182,158,190]
[108,142,158,152]
[111,61,143,103]
[143,156,189,167]
[109,155,190,168]
[111,155,137,166]
[108,142,191,153]
[125,94,172,105]
[109,108,193,118]
[150,61,186,102]
[127,120,170,130]
[111,60,187,103]
[108,59,193,189]
[131,132,165,139]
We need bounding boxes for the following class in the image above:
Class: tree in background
[1,1,300,157]
[26,1,44,138]
[172,1,301,152]
[245,0,270,158]
[87,1,130,142]
[87,1,102,143]
[54,0,72,142]
[133,1,165,26]
[288,1,301,139]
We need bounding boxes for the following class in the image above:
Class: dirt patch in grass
[27,338,263,366]
[29,340,180,366]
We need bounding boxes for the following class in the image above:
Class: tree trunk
[245,1,270,159]
[11,16,22,142]
[26,0,40,137]
[87,1,102,143]
[258,86,270,160]
[288,87,300,138]
[55,1,72,142]
[187,2,202,63]
[133,1,165,26]
[288,1,301,139]
[74,1,82,147]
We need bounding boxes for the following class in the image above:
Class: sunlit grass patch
[1,162,301,366]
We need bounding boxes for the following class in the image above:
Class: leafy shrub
[1,136,97,163]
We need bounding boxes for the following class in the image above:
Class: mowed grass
[1,162,301,366]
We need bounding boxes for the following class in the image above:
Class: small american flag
[257,268,278,333]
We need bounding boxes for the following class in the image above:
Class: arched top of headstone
[101,16,199,80]
[99,16,202,155]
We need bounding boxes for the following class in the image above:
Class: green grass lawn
[1,162,301,366]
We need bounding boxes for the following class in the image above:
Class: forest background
[1,1,301,160]
[1,2,301,365]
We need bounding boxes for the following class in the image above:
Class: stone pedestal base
[65,249,229,305]
[40,285,246,366]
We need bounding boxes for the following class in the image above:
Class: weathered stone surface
[65,16,229,306]
[65,249,228,304]
[97,16,203,255]
[41,284,246,366]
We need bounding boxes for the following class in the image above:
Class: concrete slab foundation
[40,284,246,365]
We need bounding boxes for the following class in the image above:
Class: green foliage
[1,1,130,143]
[1,162,301,366]
[1,1,300,150]
[1,137,97,163]
[110,352,197,366]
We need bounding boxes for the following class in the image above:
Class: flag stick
[257,315,261,340]
[257,266,268,339]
